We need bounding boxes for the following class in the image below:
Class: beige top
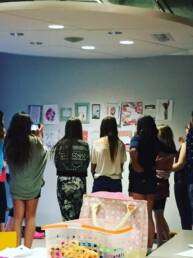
[91,136,127,179]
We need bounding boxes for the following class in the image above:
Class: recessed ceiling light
[10,32,24,36]
[65,37,84,43]
[108,31,122,35]
[81,46,95,50]
[48,24,64,29]
[120,40,134,45]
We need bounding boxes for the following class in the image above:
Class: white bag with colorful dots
[80,191,148,257]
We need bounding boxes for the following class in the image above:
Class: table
[149,230,193,258]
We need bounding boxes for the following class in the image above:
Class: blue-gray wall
[1,53,193,229]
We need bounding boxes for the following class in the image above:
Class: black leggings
[174,181,192,230]
[0,182,7,223]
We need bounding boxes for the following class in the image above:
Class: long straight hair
[53,118,83,161]
[4,112,32,168]
[157,125,176,151]
[136,116,158,160]
[100,116,119,162]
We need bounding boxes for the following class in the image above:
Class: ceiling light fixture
[65,37,84,43]
[48,24,64,29]
[10,32,24,36]
[108,31,122,35]
[120,40,134,45]
[81,46,95,50]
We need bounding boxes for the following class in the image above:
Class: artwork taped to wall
[75,102,90,124]
[83,130,88,141]
[28,105,42,124]
[60,107,72,121]
[43,104,59,124]
[144,104,156,119]
[118,130,133,152]
[156,99,173,121]
[92,104,100,119]
[121,101,143,126]
[106,103,121,125]
[43,125,59,149]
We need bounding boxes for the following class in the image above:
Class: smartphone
[31,124,39,131]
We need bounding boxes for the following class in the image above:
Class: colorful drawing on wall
[28,105,42,124]
[144,104,156,119]
[156,99,173,121]
[92,104,100,119]
[75,102,90,124]
[43,104,59,124]
[121,102,143,126]
[60,107,72,121]
[107,103,121,125]
[83,130,88,141]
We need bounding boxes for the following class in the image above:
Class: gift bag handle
[91,202,136,230]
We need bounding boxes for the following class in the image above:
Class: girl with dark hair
[153,125,176,246]
[91,116,126,192]
[173,118,193,228]
[0,110,7,232]
[129,116,174,252]
[52,118,90,221]
[4,112,48,248]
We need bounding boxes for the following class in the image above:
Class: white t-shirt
[91,136,127,179]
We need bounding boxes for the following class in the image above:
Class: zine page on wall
[156,99,173,121]
[43,125,60,149]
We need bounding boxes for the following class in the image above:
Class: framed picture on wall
[60,107,72,121]
[28,105,42,124]
[92,104,100,119]
[106,103,121,126]
[75,102,90,124]
[43,104,59,124]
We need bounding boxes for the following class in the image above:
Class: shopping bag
[79,191,148,257]
[43,192,148,258]
[43,220,133,258]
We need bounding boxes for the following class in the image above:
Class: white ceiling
[0,1,193,58]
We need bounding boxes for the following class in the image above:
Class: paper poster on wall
[43,126,59,149]
[156,99,173,121]
[89,130,99,145]
[144,104,156,118]
[118,130,133,151]
[107,103,121,125]
[92,104,100,119]
[43,104,59,124]
[75,103,90,124]
[121,102,143,126]
[83,131,88,141]
[60,107,72,121]
[28,105,42,124]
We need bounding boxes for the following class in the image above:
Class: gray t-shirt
[9,135,48,200]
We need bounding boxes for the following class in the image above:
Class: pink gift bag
[80,191,148,257]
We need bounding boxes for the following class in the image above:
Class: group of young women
[1,111,192,251]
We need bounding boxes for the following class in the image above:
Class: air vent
[151,33,174,42]
[64,37,84,43]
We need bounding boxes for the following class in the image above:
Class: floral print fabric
[57,176,86,221]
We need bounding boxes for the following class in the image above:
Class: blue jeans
[92,176,122,193]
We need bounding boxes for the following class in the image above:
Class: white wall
[1,53,193,230]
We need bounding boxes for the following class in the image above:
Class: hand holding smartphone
[31,124,44,139]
